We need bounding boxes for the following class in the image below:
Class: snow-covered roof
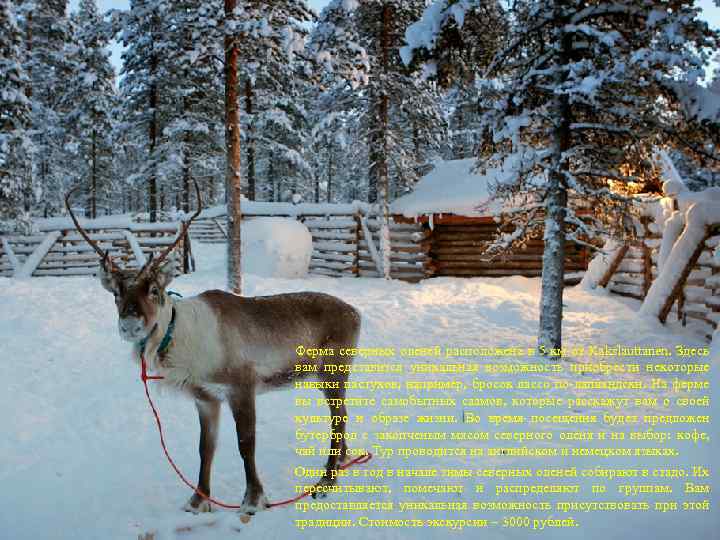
[391,159,496,218]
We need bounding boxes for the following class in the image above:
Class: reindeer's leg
[228,389,268,514]
[184,397,220,513]
[313,358,351,499]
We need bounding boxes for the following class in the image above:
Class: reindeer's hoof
[312,475,337,499]
[183,494,213,514]
[239,492,268,515]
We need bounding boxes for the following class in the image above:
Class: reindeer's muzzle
[119,316,148,342]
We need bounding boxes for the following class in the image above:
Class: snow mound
[242,217,311,278]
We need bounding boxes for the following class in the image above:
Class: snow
[242,218,312,278]
[36,214,135,231]
[0,242,715,539]
[669,80,720,124]
[399,0,472,66]
[656,149,685,197]
[391,159,498,218]
[35,214,185,233]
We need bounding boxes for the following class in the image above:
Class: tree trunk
[244,79,255,201]
[148,13,160,222]
[314,171,320,203]
[148,86,158,221]
[182,131,190,213]
[268,153,275,201]
[327,149,333,203]
[225,0,242,295]
[90,128,97,219]
[538,4,571,352]
[378,3,392,280]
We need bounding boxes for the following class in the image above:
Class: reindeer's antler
[65,186,116,271]
[138,178,202,278]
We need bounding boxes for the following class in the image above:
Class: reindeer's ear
[98,262,119,293]
[153,259,176,290]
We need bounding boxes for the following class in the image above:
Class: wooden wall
[404,215,590,281]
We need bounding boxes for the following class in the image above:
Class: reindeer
[65,184,361,515]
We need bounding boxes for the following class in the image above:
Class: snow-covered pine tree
[0,0,34,223]
[234,0,315,202]
[22,0,73,215]
[310,0,369,88]
[119,0,169,221]
[363,0,444,278]
[63,0,116,218]
[403,0,719,350]
[311,0,444,278]
[354,0,445,203]
[668,73,720,190]
[308,0,369,204]
[157,0,224,212]
[401,1,506,162]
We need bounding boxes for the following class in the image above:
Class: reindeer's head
[65,182,201,343]
[99,259,177,342]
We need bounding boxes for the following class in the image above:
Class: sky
[69,0,719,79]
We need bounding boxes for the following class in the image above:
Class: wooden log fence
[188,206,432,283]
[189,207,597,283]
[597,209,720,341]
[0,222,193,278]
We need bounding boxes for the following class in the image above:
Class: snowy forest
[1,0,718,221]
[1,0,719,348]
[3,2,720,538]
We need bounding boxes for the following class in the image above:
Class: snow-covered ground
[1,243,716,540]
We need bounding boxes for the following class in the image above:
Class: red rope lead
[266,452,373,508]
[140,353,372,511]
